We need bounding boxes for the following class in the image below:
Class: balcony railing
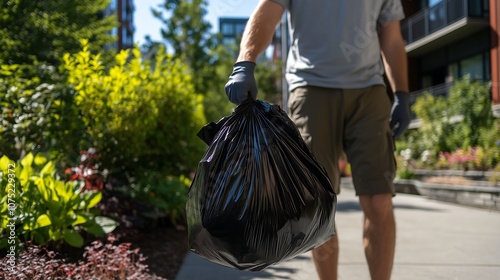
[401,0,489,45]
[410,82,453,102]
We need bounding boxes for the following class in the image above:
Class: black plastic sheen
[186,100,337,271]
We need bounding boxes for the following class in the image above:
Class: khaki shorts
[287,85,397,196]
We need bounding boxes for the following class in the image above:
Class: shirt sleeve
[270,0,290,9]
[378,0,405,25]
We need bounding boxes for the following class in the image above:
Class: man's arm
[379,20,411,138]
[225,0,284,105]
[378,21,408,93]
[237,0,284,62]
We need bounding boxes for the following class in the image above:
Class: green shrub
[0,64,86,162]
[445,77,495,149]
[412,77,495,154]
[127,173,191,225]
[412,90,453,154]
[397,168,415,180]
[489,163,500,186]
[0,153,117,249]
[63,40,206,179]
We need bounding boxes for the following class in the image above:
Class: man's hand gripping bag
[186,100,337,271]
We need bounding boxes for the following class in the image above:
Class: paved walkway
[175,187,500,280]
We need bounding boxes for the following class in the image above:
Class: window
[421,0,442,9]
[122,28,128,41]
[221,23,233,35]
[122,5,128,21]
[461,54,484,80]
[448,63,459,82]
[223,37,237,46]
[485,52,491,80]
[428,0,442,7]
[428,0,445,32]
[235,23,246,35]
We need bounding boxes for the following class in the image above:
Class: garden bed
[131,225,188,280]
[393,174,500,211]
[342,175,500,211]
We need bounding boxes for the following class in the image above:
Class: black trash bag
[186,100,337,271]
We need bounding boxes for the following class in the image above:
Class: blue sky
[134,0,259,45]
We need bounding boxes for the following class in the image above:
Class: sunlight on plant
[0,153,117,249]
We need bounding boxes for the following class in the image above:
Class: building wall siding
[490,0,500,103]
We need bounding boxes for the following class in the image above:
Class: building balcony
[401,0,490,56]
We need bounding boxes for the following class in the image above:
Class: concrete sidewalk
[175,188,500,280]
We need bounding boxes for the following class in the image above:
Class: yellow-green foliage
[63,40,206,177]
[0,153,116,248]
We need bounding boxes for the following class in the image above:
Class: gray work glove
[390,91,411,139]
[224,61,258,105]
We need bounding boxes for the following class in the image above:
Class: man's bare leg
[311,231,339,280]
[359,194,396,280]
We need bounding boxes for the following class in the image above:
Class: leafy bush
[63,40,206,179]
[0,153,117,249]
[127,173,191,224]
[411,77,496,154]
[489,163,500,186]
[0,64,86,162]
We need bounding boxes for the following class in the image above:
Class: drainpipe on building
[490,0,500,115]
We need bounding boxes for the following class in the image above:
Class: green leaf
[95,216,118,234]
[49,228,61,241]
[71,214,87,226]
[34,154,47,166]
[86,191,102,209]
[0,238,9,249]
[35,176,49,202]
[84,216,117,236]
[35,214,51,229]
[0,155,11,171]
[40,161,55,175]
[20,153,34,168]
[82,220,104,236]
[63,229,84,247]
[19,167,30,186]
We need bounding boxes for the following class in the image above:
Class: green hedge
[407,77,497,155]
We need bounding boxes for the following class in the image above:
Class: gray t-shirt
[271,0,405,91]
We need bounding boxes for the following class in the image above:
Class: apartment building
[105,0,135,50]
[219,17,248,47]
[401,0,499,114]
[219,17,279,62]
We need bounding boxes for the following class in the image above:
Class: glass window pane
[460,54,484,80]
[222,23,233,35]
[428,0,443,7]
[235,23,246,35]
[223,38,236,46]
[485,52,491,80]
[447,63,459,82]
